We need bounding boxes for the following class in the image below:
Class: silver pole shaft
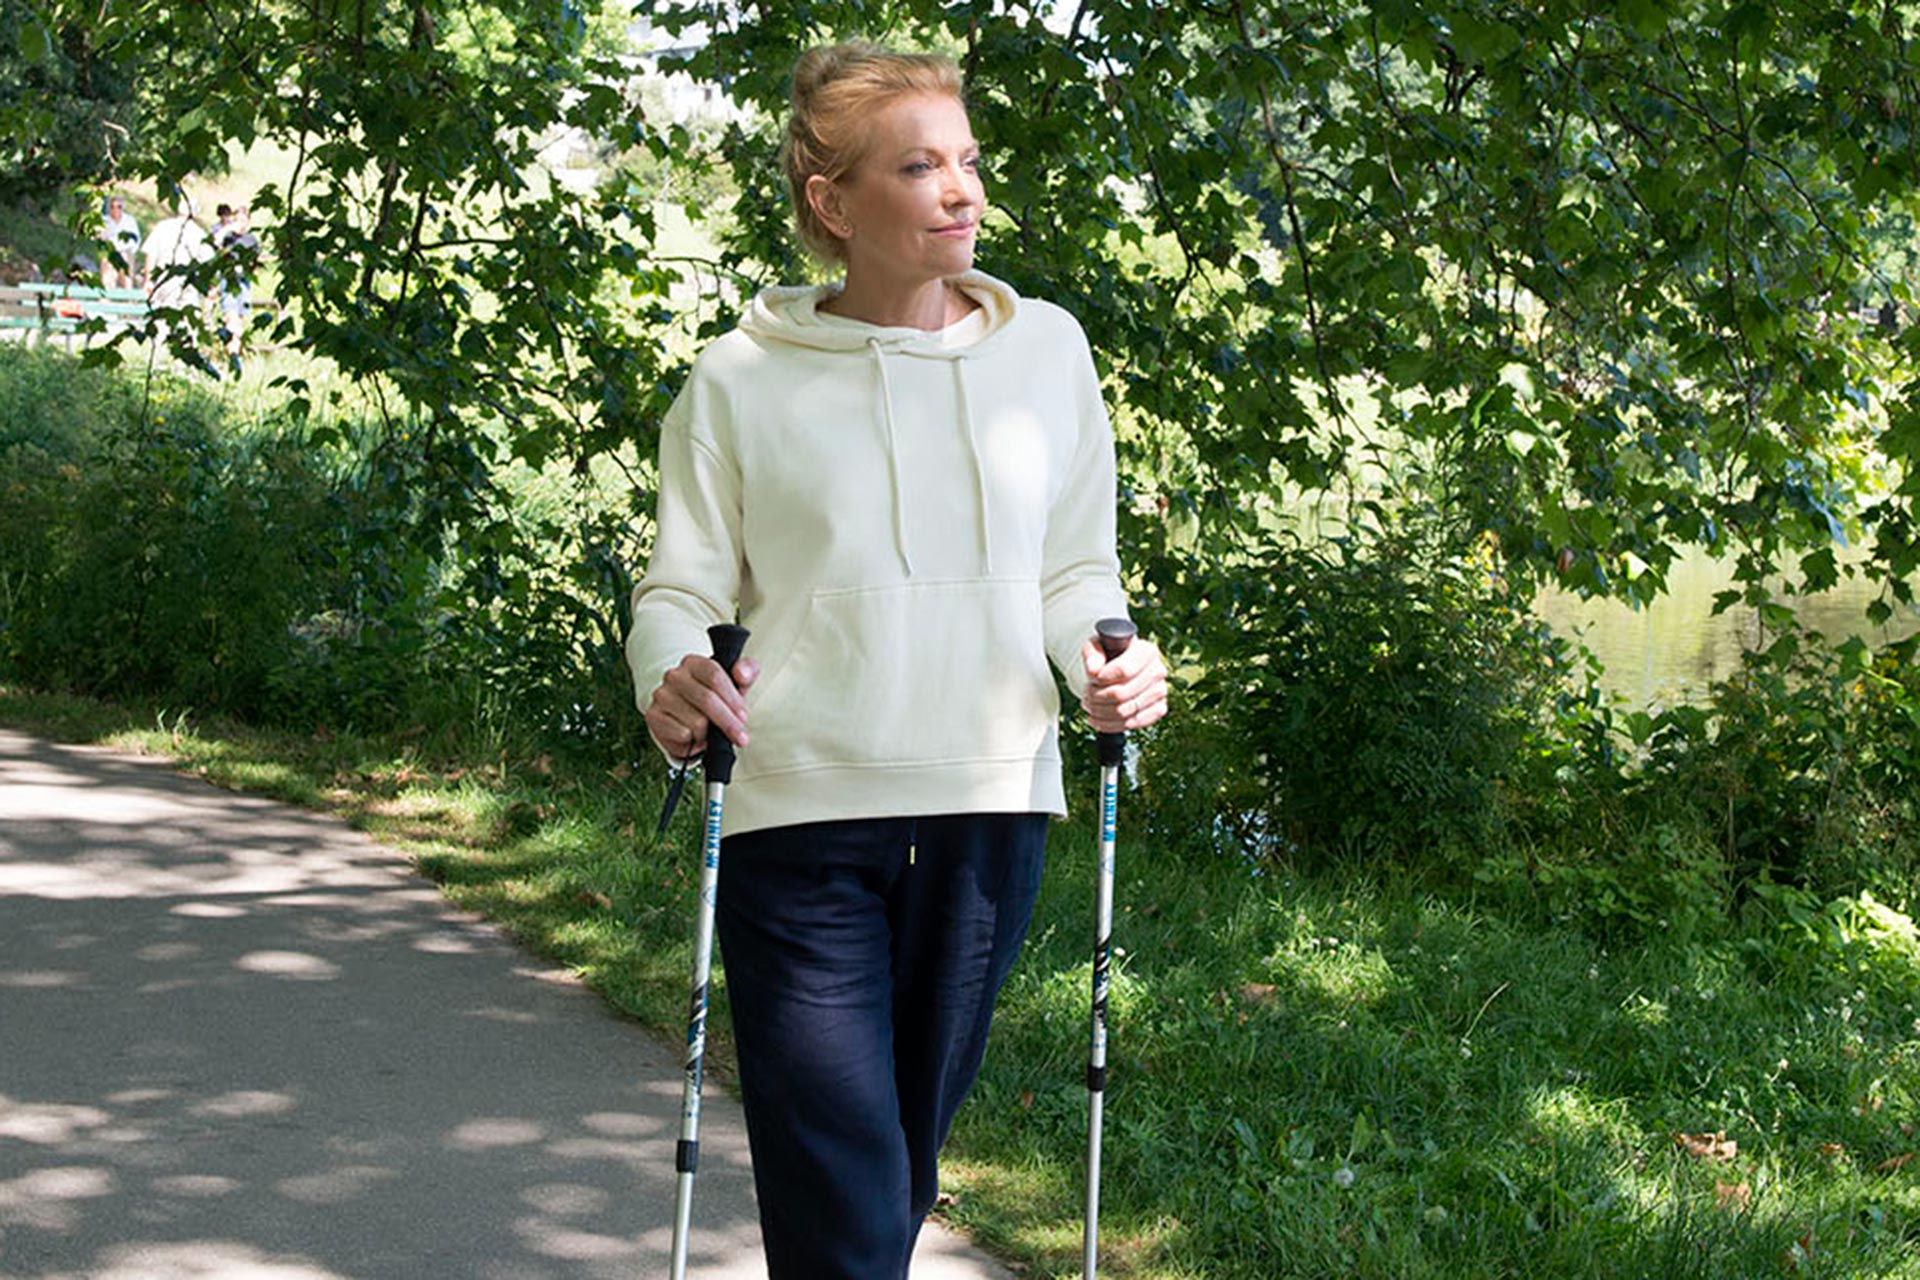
[670,781,726,1280]
[1084,762,1119,1280]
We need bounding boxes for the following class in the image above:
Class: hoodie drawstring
[950,357,994,574]
[867,339,915,576]
[865,338,995,578]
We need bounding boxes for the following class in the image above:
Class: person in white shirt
[626,41,1168,1279]
[140,197,211,311]
[96,195,141,289]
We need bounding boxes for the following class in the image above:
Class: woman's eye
[905,161,932,175]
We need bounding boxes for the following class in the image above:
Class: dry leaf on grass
[1238,983,1279,1006]
[1715,1181,1752,1212]
[1874,1152,1915,1174]
[1675,1131,1738,1161]
[1819,1142,1846,1158]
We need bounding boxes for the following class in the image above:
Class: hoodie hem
[720,758,1067,838]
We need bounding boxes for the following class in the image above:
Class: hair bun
[790,41,876,110]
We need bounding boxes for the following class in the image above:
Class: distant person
[96,195,141,289]
[211,204,259,377]
[140,196,211,309]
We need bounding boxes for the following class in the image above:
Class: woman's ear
[805,174,850,240]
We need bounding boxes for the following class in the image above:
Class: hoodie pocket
[745,578,1058,775]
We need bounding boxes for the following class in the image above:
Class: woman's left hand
[1080,634,1170,734]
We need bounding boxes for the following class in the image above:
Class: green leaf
[1799,547,1839,593]
[20,22,52,65]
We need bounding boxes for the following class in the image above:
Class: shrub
[1498,622,1920,939]
[1158,517,1557,871]
[0,347,650,757]
[1639,626,1920,902]
[7,405,338,716]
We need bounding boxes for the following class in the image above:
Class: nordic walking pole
[1084,616,1136,1280]
[670,622,749,1280]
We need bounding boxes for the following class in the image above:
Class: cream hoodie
[626,270,1130,836]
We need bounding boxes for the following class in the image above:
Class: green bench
[1,281,276,351]
[0,283,151,347]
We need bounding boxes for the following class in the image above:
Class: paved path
[0,730,1014,1280]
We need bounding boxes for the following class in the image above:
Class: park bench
[1,281,279,353]
[0,283,152,347]
[0,285,52,342]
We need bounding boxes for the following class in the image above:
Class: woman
[627,41,1169,1278]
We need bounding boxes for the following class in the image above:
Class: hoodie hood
[738,270,1022,577]
[739,269,1020,355]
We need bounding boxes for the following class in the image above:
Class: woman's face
[823,92,984,287]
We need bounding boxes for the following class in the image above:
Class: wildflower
[1333,1166,1355,1188]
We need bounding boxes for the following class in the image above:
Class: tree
[0,0,143,202]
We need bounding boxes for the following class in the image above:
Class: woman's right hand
[645,653,760,760]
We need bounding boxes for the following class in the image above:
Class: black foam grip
[709,623,749,671]
[1087,1063,1107,1093]
[1094,618,1135,766]
[677,1139,699,1174]
[1096,617,1136,660]
[703,624,750,784]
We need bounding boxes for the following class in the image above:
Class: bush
[1633,626,1920,900]
[1489,621,1920,940]
[1155,517,1557,871]
[4,397,338,717]
[0,347,650,757]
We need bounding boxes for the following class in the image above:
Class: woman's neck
[821,274,976,331]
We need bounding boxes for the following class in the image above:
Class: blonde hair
[781,42,965,265]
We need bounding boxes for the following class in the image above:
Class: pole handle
[1094,618,1134,768]
[702,623,750,785]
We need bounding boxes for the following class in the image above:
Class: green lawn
[3,683,1916,1278]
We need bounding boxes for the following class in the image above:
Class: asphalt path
[0,729,1014,1280]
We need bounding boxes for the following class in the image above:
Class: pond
[1531,545,1920,708]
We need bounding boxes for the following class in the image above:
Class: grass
[4,683,1919,1277]
[958,870,1920,1277]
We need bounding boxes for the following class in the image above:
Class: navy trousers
[715,812,1048,1280]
